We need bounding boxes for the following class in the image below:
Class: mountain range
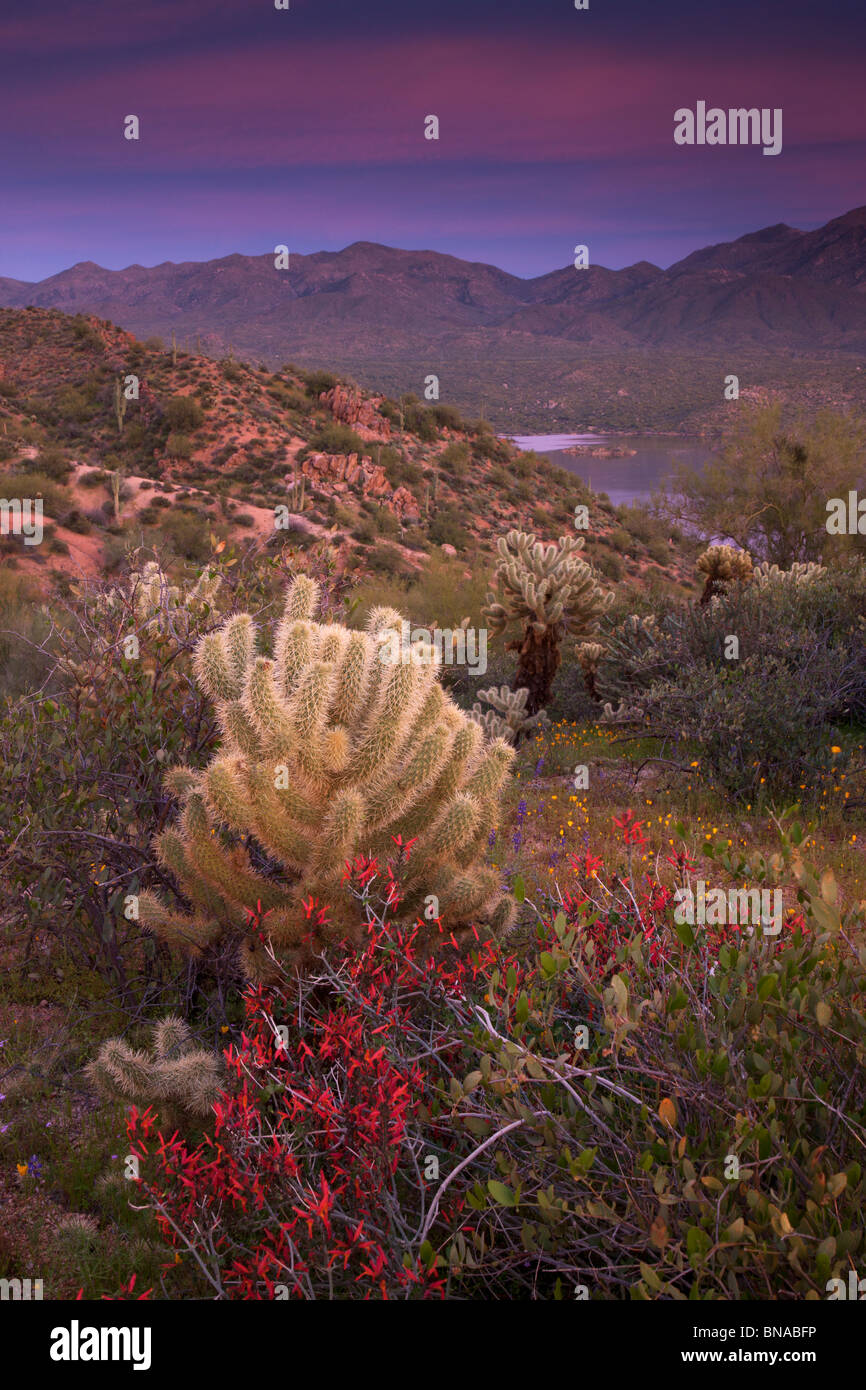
[3,207,866,430]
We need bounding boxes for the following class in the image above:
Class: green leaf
[672,918,695,949]
[487,1180,516,1207]
[513,874,525,905]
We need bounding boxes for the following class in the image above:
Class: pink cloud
[3,34,864,171]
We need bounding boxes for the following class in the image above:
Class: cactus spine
[143,576,515,978]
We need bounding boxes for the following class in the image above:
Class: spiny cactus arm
[309,788,366,883]
[86,1040,157,1104]
[155,1056,222,1117]
[222,614,256,688]
[287,661,336,779]
[152,1016,194,1061]
[414,792,479,872]
[350,660,424,787]
[153,828,240,923]
[181,794,291,912]
[216,700,264,760]
[163,766,201,800]
[195,631,242,702]
[243,657,297,752]
[237,766,312,873]
[203,756,254,834]
[137,890,219,954]
[433,863,502,927]
[329,630,376,725]
[273,617,319,698]
[320,725,352,775]
[285,574,320,622]
[367,722,453,834]
[187,566,222,610]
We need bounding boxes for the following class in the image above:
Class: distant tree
[664,404,866,566]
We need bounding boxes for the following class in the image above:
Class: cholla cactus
[483,530,612,714]
[131,558,221,639]
[696,545,753,604]
[86,1016,221,1126]
[469,685,548,745]
[139,575,515,978]
[753,560,825,587]
[575,641,605,700]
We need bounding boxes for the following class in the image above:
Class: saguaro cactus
[138,576,515,978]
[483,530,611,714]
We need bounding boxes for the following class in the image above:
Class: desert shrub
[36,446,73,481]
[122,820,866,1301]
[428,403,461,431]
[232,513,256,528]
[647,538,671,566]
[349,552,488,633]
[442,819,866,1300]
[0,569,52,698]
[428,506,469,550]
[146,508,211,562]
[380,447,422,488]
[366,540,412,576]
[403,403,438,442]
[54,385,97,426]
[302,369,339,397]
[609,527,633,554]
[78,469,108,488]
[0,468,69,518]
[165,432,194,461]
[598,561,866,797]
[438,442,470,477]
[0,560,232,994]
[163,396,204,433]
[123,894,487,1299]
[302,421,366,457]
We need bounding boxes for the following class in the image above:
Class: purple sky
[1,0,864,281]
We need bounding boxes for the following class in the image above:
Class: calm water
[509,433,710,508]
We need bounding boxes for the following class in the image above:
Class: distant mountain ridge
[2,208,866,364]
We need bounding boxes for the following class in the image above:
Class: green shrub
[0,469,69,518]
[428,505,469,550]
[163,396,204,433]
[598,561,866,798]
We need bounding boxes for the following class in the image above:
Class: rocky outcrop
[319,385,391,439]
[294,452,419,522]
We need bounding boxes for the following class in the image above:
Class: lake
[508,433,711,508]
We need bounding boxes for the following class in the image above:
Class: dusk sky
[1,0,865,282]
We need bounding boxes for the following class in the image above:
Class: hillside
[3,210,866,431]
[0,306,694,592]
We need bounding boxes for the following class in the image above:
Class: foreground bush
[123,820,866,1299]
